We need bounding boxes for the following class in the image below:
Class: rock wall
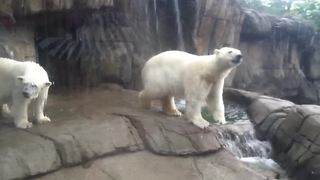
[233,10,320,104]
[1,0,320,104]
[0,23,36,61]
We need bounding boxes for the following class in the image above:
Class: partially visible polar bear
[139,47,242,129]
[0,58,52,128]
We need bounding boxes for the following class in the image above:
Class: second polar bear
[0,58,52,128]
[140,47,243,128]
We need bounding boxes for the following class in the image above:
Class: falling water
[220,121,272,159]
[173,0,185,50]
[152,0,161,50]
[219,103,289,180]
[144,0,150,32]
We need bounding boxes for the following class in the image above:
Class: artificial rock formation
[1,0,319,104]
[0,87,267,180]
[225,88,320,180]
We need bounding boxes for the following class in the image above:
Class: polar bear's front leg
[12,97,32,128]
[185,77,211,129]
[185,99,210,129]
[35,87,50,124]
[207,79,226,124]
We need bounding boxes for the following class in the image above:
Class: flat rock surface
[35,150,265,180]
[0,86,256,180]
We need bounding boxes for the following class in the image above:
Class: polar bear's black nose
[22,92,30,98]
[236,55,242,59]
[232,54,242,64]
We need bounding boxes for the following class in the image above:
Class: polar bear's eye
[31,84,37,88]
[228,51,232,54]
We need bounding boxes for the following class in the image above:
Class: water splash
[220,120,272,159]
[220,104,289,180]
[173,0,185,50]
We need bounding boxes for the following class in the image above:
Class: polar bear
[139,47,242,129]
[0,58,52,128]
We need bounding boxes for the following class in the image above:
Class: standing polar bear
[139,47,243,129]
[0,58,52,128]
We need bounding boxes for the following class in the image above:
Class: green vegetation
[240,0,320,30]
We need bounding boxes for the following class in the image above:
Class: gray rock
[35,150,267,180]
[0,127,61,180]
[27,115,143,166]
[127,112,222,155]
[248,97,294,125]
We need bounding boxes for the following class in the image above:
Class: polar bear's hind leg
[2,104,12,118]
[139,90,152,109]
[162,96,182,116]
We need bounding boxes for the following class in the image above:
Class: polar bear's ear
[214,49,220,55]
[17,76,24,82]
[44,82,52,87]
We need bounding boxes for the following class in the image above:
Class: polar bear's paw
[164,109,182,117]
[192,118,210,129]
[36,116,51,124]
[16,121,33,129]
[213,113,226,125]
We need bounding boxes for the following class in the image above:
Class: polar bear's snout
[232,54,242,64]
[22,83,39,99]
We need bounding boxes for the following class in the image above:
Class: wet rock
[194,0,245,55]
[0,127,61,180]
[2,0,114,16]
[35,150,266,180]
[127,113,222,155]
[226,88,320,179]
[0,88,274,180]
[27,115,143,166]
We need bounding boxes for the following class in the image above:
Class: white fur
[140,47,242,128]
[0,58,51,128]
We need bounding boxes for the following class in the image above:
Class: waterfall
[219,104,289,180]
[220,121,272,159]
[173,0,185,50]
[152,0,161,50]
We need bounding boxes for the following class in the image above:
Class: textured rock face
[0,87,268,180]
[0,0,114,15]
[233,10,320,104]
[128,113,222,155]
[193,0,245,54]
[35,150,265,180]
[225,88,320,179]
[0,127,61,180]
[0,25,36,61]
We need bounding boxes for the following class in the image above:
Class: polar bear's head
[214,47,243,69]
[17,76,52,99]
